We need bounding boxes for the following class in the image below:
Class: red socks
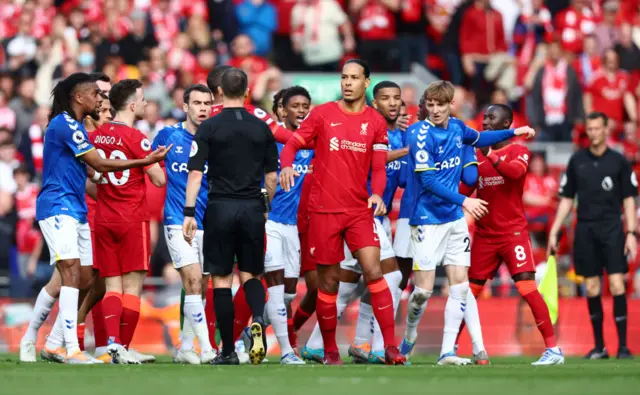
[367,278,395,347]
[232,285,252,341]
[205,285,218,351]
[287,318,297,350]
[103,291,123,344]
[121,294,141,349]
[316,290,338,353]
[92,300,108,349]
[77,323,86,351]
[515,280,557,348]
[293,305,313,331]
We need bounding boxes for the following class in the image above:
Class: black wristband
[183,206,196,217]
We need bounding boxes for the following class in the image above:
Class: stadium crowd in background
[1,0,640,299]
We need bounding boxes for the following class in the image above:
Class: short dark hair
[344,59,371,79]
[491,103,514,124]
[206,65,233,93]
[109,79,143,112]
[183,84,212,104]
[220,68,248,99]
[587,111,609,126]
[282,86,311,107]
[373,81,400,98]
[89,72,110,83]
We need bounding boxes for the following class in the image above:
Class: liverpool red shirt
[92,122,152,223]
[282,101,388,213]
[475,143,530,237]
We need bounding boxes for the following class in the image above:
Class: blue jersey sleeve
[60,114,94,157]
[460,147,478,187]
[152,129,165,150]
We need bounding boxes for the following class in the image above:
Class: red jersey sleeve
[280,108,321,168]
[129,130,154,170]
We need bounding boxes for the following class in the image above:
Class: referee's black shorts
[204,198,265,276]
[573,220,628,278]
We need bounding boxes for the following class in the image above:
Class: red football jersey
[587,70,630,124]
[475,144,530,237]
[92,122,152,223]
[291,101,388,213]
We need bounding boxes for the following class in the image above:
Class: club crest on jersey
[300,150,310,158]
[141,138,151,151]
[176,146,184,154]
[72,131,85,144]
[190,141,198,157]
[456,136,462,148]
[360,122,368,135]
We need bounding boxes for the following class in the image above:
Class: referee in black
[183,68,278,365]
[548,112,637,360]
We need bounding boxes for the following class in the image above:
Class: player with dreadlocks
[32,73,170,364]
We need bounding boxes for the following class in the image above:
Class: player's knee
[410,287,433,306]
[512,272,535,283]
[184,275,202,295]
[448,281,469,301]
[584,277,601,297]
[44,282,61,298]
[608,275,626,296]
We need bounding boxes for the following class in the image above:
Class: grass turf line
[0,355,638,395]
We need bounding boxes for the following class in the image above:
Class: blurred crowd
[1,0,640,297]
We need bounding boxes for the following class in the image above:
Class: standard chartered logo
[330,137,339,151]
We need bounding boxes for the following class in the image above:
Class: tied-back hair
[48,72,94,124]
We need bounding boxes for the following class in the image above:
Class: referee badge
[602,176,613,191]
[190,141,198,157]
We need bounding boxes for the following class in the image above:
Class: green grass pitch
[0,355,638,395]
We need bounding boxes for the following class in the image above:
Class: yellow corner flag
[538,254,559,325]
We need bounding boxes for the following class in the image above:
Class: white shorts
[393,218,413,258]
[411,217,470,271]
[340,218,395,274]
[39,215,92,266]
[264,220,301,278]
[165,225,207,273]
[379,216,392,244]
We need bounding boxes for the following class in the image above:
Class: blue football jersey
[380,128,404,212]
[398,123,420,219]
[153,123,208,229]
[269,143,314,225]
[36,112,95,222]
[410,118,481,226]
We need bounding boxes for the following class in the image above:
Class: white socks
[46,314,64,349]
[306,281,359,349]
[184,294,213,353]
[59,286,80,356]
[266,285,293,356]
[353,302,374,347]
[404,286,431,343]
[441,282,469,356]
[463,289,485,355]
[23,288,56,343]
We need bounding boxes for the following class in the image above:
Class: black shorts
[573,220,627,278]
[204,198,265,276]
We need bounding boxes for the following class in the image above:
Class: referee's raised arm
[183,67,272,365]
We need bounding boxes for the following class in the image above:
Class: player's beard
[88,109,100,121]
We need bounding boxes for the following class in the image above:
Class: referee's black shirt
[559,148,638,222]
[187,107,279,199]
